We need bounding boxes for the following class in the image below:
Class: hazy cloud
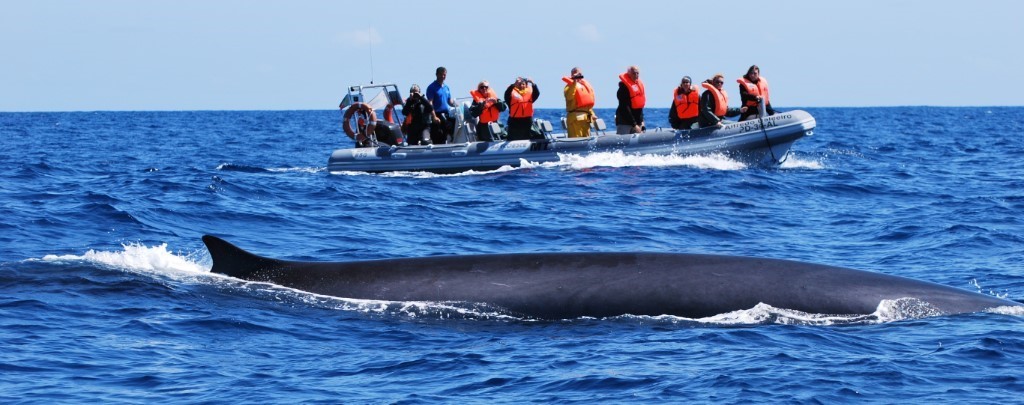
[577,24,601,42]
[336,28,383,47]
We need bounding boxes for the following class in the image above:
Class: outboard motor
[374,121,405,146]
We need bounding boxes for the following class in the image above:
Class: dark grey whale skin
[203,235,1019,319]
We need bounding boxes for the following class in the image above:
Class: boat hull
[327,110,816,174]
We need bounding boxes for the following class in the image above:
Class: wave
[547,151,749,171]
[40,242,211,279]
[779,153,824,170]
[215,163,267,173]
[266,166,325,174]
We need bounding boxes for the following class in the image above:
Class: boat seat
[591,118,607,135]
[533,119,558,140]
[535,119,554,134]
[452,122,475,143]
[487,122,505,141]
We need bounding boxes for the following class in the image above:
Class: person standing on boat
[737,65,775,121]
[403,84,439,145]
[669,76,700,130]
[470,80,506,141]
[426,66,457,144]
[615,66,646,134]
[563,67,597,138]
[698,74,745,128]
[504,77,540,141]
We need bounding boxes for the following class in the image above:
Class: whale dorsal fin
[203,235,287,278]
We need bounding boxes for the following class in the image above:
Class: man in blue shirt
[426,66,457,144]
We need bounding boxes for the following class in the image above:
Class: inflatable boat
[329,83,816,174]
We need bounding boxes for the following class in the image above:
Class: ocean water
[1,107,1022,402]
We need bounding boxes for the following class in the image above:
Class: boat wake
[543,151,749,171]
[779,153,824,169]
[266,166,325,174]
[334,151,755,178]
[35,243,1022,325]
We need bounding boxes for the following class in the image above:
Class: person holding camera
[563,67,597,138]
[504,76,540,141]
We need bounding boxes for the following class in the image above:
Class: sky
[3,0,1023,111]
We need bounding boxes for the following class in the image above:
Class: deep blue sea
[1,107,1023,402]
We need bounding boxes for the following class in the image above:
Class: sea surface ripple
[1,107,1022,402]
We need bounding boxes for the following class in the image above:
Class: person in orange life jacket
[615,65,646,134]
[669,76,700,130]
[698,73,745,128]
[469,81,507,141]
[403,84,440,145]
[503,77,541,141]
[426,66,457,144]
[563,67,597,138]
[737,65,775,121]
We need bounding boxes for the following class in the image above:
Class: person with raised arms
[402,84,439,145]
[504,76,541,141]
[562,67,597,138]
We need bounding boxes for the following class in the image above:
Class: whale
[202,235,1020,319]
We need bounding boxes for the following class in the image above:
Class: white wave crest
[660,302,878,326]
[988,305,1024,316]
[779,154,824,170]
[266,166,325,174]
[551,151,747,171]
[621,298,990,326]
[41,242,211,277]
[331,151,748,177]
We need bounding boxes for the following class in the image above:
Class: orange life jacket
[470,88,500,123]
[618,73,646,109]
[673,85,700,120]
[562,76,595,110]
[701,82,728,117]
[736,76,770,108]
[509,85,534,118]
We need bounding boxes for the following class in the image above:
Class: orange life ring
[383,103,412,134]
[383,104,398,123]
[342,103,377,145]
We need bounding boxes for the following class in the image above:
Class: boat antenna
[368,25,374,84]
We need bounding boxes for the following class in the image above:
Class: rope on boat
[757,99,777,162]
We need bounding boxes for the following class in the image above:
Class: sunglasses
[479,86,488,89]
